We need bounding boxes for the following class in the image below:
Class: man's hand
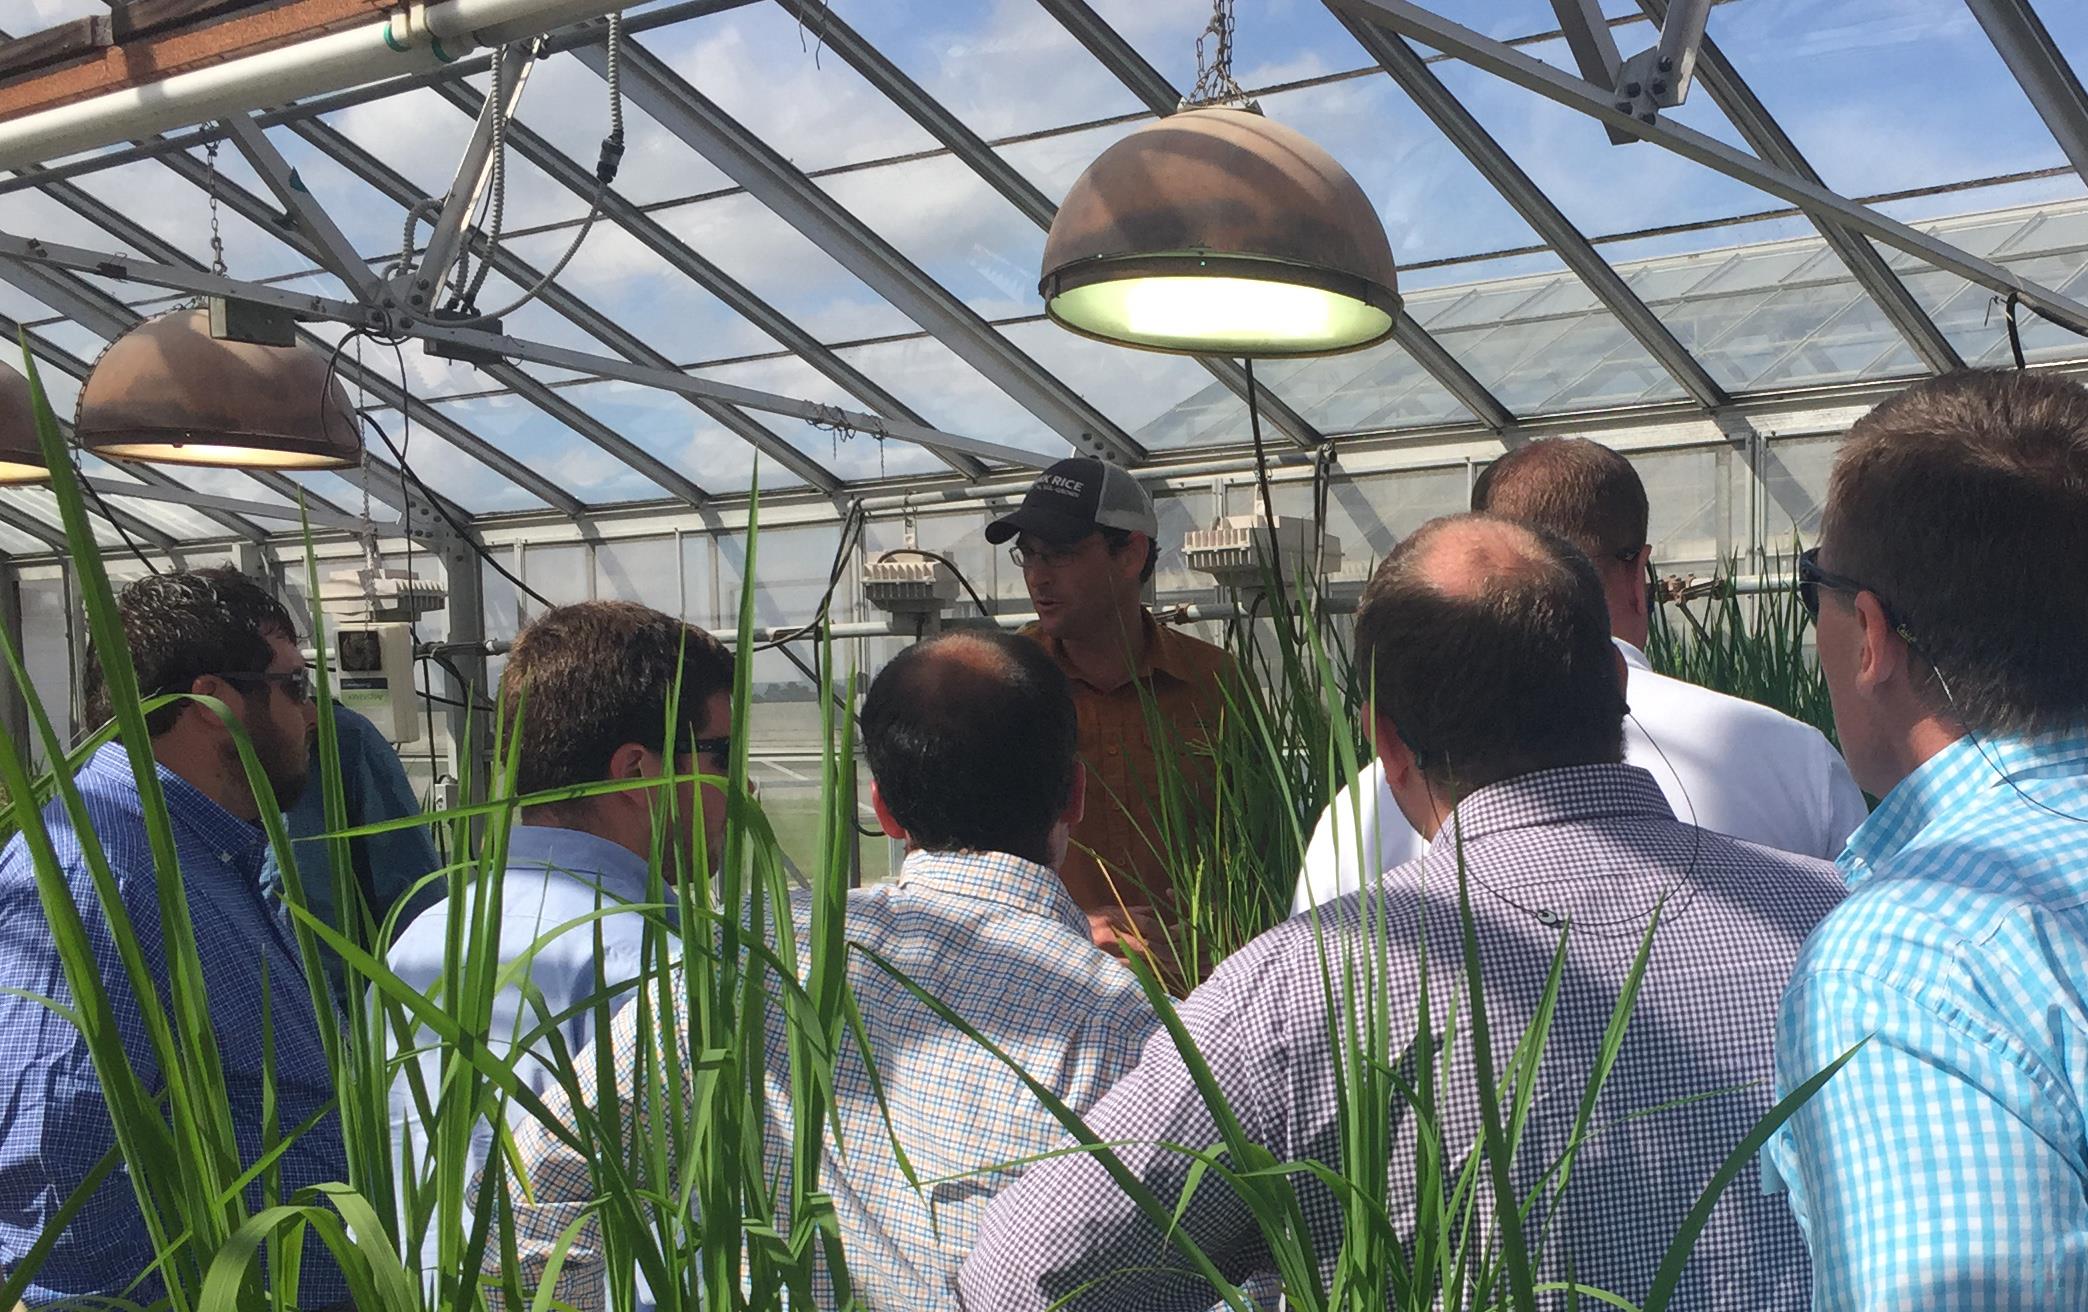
[1087,905,1195,995]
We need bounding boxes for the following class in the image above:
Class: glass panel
[593,536,679,608]
[1,487,118,547]
[1710,0,2070,196]
[365,401,552,515]
[1630,446,1732,571]
[645,3,938,174]
[998,319,1251,453]
[1249,339,1473,435]
[0,520,43,555]
[1883,201,2088,369]
[817,152,1046,320]
[655,191,915,342]
[67,155,321,282]
[838,0,1149,139]
[520,542,591,615]
[718,524,844,755]
[502,224,784,366]
[1760,433,1841,547]
[537,373,815,497]
[686,354,928,488]
[433,387,671,506]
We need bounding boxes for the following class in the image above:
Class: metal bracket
[1612,0,1711,128]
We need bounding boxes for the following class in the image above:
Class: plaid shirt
[960,764,1846,1312]
[1767,725,2088,1310]
[0,743,347,1307]
[497,848,1156,1311]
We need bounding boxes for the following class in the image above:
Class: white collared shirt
[1293,638,1869,913]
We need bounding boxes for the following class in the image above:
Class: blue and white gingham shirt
[495,848,1158,1311]
[0,742,348,1307]
[1767,725,2088,1310]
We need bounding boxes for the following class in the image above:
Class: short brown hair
[1472,437,1649,563]
[499,601,734,797]
[86,567,296,736]
[1825,369,2088,735]
[1356,514,1624,797]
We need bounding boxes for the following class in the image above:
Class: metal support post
[1546,0,1634,144]
[399,42,539,311]
[0,552,30,759]
[429,523,491,817]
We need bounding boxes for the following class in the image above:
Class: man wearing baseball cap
[986,457,1234,980]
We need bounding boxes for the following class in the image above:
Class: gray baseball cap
[985,457,1158,545]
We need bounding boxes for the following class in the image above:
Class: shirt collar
[1840,722,2088,887]
[83,740,267,872]
[1431,762,1675,852]
[503,823,655,902]
[1613,636,1651,672]
[894,848,1090,937]
[1033,609,1203,688]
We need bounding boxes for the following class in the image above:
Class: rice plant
[0,339,1851,1312]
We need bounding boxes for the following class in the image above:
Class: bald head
[861,629,1078,864]
[1356,513,1626,798]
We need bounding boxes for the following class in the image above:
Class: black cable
[2005,291,2027,370]
[356,411,553,610]
[750,502,865,652]
[76,470,161,574]
[384,334,449,769]
[873,547,997,618]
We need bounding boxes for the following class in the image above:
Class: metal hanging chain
[203,135,228,277]
[1189,0,1247,107]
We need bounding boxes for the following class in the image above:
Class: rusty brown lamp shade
[0,359,46,484]
[74,308,360,471]
[1040,106,1400,357]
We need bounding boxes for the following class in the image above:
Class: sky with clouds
[0,0,2084,520]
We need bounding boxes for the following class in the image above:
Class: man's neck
[152,735,261,821]
[1055,602,1149,691]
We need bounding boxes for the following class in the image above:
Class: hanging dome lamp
[73,307,360,472]
[0,358,47,484]
[1039,105,1401,358]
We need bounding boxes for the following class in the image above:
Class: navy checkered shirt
[960,763,1847,1311]
[0,743,347,1307]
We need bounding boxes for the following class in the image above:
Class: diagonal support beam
[1331,4,1733,411]
[1965,0,2088,188]
[404,42,538,309]
[773,0,1333,449]
[427,76,988,481]
[0,499,68,551]
[1330,0,2088,335]
[1039,0,1519,438]
[221,111,383,302]
[1638,0,1961,374]
[580,35,1149,465]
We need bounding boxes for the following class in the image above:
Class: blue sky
[1,0,2084,516]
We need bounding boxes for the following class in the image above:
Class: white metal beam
[1328,0,2088,334]
[403,42,539,312]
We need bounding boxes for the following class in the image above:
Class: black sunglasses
[216,669,313,704]
[1797,547,1914,640]
[674,734,732,761]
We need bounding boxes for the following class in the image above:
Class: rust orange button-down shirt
[1023,611,1235,917]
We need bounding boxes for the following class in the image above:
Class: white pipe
[0,0,626,173]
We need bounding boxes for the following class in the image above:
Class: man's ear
[1852,591,1913,694]
[1061,761,1087,829]
[606,742,654,781]
[869,780,908,842]
[1369,706,1418,790]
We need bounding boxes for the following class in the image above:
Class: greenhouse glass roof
[0,0,2084,548]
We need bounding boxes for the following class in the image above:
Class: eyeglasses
[216,669,312,704]
[1008,537,1097,571]
[1612,544,1647,565]
[675,734,732,762]
[1796,547,1913,641]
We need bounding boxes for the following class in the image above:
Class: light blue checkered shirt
[495,847,1158,1311]
[1768,725,2088,1310]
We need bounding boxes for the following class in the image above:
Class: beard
[255,722,314,811]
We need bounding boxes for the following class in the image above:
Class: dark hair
[1825,368,2088,734]
[1099,527,1159,583]
[1472,437,1649,563]
[861,630,1078,864]
[85,567,297,736]
[499,601,735,797]
[1355,514,1625,796]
